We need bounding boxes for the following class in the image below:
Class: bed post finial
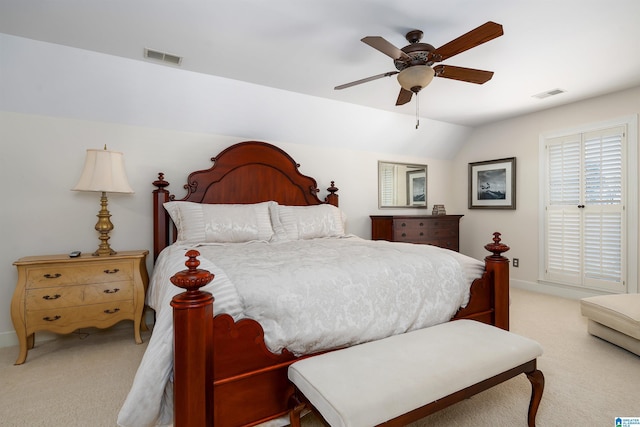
[153,172,169,191]
[484,232,510,331]
[485,232,510,258]
[170,250,215,427]
[170,250,215,293]
[326,181,339,207]
[153,173,172,261]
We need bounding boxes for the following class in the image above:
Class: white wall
[452,86,640,298]
[0,34,469,345]
[4,32,638,347]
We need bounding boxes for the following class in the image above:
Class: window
[540,116,638,294]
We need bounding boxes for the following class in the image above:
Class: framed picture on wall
[468,157,516,209]
[406,169,427,206]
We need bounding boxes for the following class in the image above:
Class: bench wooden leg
[526,369,545,427]
[289,391,306,427]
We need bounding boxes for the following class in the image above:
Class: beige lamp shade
[72,149,134,194]
[397,65,435,93]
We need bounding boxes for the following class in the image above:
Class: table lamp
[72,146,134,256]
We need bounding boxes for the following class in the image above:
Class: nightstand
[11,250,149,365]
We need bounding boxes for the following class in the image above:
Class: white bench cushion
[288,320,543,427]
[581,294,640,340]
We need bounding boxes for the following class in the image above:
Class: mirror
[378,161,428,208]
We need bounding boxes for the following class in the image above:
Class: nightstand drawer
[27,301,135,331]
[26,281,134,309]
[83,281,134,303]
[26,261,133,289]
[26,286,84,308]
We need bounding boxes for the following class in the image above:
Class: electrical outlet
[513,258,519,268]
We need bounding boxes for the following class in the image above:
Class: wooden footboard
[170,235,510,427]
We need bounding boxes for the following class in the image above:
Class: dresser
[11,250,149,364]
[370,215,463,251]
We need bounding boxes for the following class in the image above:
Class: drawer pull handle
[401,223,406,227]
[401,233,406,237]
[43,273,61,279]
[419,222,424,226]
[103,269,120,274]
[42,294,61,300]
[103,288,120,294]
[420,232,424,236]
[104,308,120,314]
[43,315,61,322]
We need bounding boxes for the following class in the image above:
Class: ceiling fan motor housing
[394,37,438,71]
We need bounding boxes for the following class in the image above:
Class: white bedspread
[117,236,484,427]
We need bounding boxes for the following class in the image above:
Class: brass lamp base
[93,192,117,256]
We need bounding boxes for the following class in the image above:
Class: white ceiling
[2,0,640,127]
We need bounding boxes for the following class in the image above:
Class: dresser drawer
[27,301,135,331]
[371,215,462,251]
[26,261,133,289]
[393,218,429,230]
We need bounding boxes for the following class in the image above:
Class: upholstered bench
[580,294,640,356]
[288,320,544,427]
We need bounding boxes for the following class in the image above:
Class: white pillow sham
[164,201,274,244]
[270,203,346,241]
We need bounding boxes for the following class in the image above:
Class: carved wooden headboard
[151,141,339,259]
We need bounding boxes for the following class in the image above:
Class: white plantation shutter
[546,136,582,285]
[380,163,396,206]
[544,126,626,292]
[546,209,581,285]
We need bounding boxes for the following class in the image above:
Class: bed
[117,141,510,427]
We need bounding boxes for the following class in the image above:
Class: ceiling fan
[335,21,504,107]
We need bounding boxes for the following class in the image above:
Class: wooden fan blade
[334,71,399,90]
[433,65,494,84]
[396,88,413,106]
[432,21,503,61]
[361,36,411,61]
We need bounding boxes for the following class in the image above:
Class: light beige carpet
[0,288,638,426]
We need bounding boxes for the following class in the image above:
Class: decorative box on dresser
[370,215,463,252]
[11,250,149,365]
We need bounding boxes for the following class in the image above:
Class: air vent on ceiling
[144,48,182,65]
[532,88,566,99]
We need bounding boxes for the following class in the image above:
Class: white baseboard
[0,329,58,349]
[511,278,614,300]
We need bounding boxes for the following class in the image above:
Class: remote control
[69,251,81,258]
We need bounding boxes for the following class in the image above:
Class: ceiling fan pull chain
[415,92,420,129]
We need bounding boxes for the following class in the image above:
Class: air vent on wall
[144,48,183,65]
[532,88,566,99]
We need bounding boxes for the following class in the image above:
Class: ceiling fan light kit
[335,21,504,127]
[397,65,434,93]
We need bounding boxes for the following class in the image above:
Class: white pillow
[271,203,346,240]
[164,201,274,244]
